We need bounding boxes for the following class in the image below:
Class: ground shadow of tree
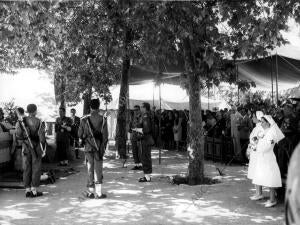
[0,150,284,225]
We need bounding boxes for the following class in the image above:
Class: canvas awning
[129,54,300,91]
[237,54,300,90]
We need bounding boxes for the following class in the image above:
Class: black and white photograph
[0,0,300,224]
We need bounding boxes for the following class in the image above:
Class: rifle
[85,116,101,159]
[15,109,38,159]
[38,121,47,158]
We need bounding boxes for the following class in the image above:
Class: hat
[27,104,37,113]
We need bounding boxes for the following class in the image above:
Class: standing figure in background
[239,108,253,162]
[173,111,182,151]
[15,104,46,198]
[166,111,174,150]
[181,110,188,151]
[129,105,143,170]
[230,106,242,160]
[138,102,154,182]
[78,99,108,199]
[55,107,72,166]
[70,108,81,159]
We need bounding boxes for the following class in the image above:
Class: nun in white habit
[247,111,265,180]
[252,115,285,208]
[247,111,265,200]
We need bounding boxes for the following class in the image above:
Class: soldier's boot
[86,187,95,199]
[31,187,43,197]
[25,188,33,198]
[95,184,107,199]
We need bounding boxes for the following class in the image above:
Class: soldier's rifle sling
[101,113,108,154]
[38,121,47,158]
[85,117,100,153]
[16,109,38,158]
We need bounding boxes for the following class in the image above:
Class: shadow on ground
[0,150,284,225]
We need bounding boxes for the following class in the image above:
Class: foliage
[1,0,299,183]
[1,99,18,125]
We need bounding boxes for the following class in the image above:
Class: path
[0,149,284,225]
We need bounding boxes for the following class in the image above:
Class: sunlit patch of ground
[0,149,284,225]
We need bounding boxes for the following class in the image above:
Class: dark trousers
[85,151,103,187]
[70,137,79,158]
[23,148,42,188]
[56,132,70,161]
[131,138,141,164]
[141,142,152,174]
[240,139,249,162]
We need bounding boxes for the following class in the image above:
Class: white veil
[256,111,264,121]
[262,115,285,143]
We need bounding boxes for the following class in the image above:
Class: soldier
[129,105,143,170]
[15,104,46,198]
[78,99,108,199]
[55,107,72,166]
[138,102,155,182]
[70,108,81,159]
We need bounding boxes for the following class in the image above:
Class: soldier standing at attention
[70,108,81,159]
[78,99,108,199]
[55,107,72,166]
[130,105,143,170]
[139,102,155,182]
[15,104,46,198]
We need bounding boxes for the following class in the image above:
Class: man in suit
[55,107,72,166]
[70,108,81,159]
[238,108,253,162]
[78,99,108,199]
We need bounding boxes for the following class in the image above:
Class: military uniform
[130,111,142,167]
[15,115,46,197]
[78,111,108,197]
[141,112,154,176]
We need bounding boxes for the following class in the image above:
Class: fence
[204,136,235,163]
[204,134,296,179]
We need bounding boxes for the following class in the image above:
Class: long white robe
[247,123,264,180]
[252,128,282,187]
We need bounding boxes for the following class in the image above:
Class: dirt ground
[0,149,285,225]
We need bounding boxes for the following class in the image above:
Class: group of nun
[247,111,285,208]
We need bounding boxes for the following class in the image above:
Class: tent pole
[236,64,239,105]
[270,55,274,105]
[159,83,162,165]
[208,84,210,110]
[152,82,155,108]
[275,53,279,105]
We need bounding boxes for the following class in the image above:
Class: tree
[101,0,149,159]
[142,0,296,184]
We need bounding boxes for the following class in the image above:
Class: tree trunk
[184,38,204,185]
[83,87,92,115]
[59,76,66,108]
[115,29,132,159]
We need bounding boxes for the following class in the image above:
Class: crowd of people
[0,97,299,204]
[128,99,300,162]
